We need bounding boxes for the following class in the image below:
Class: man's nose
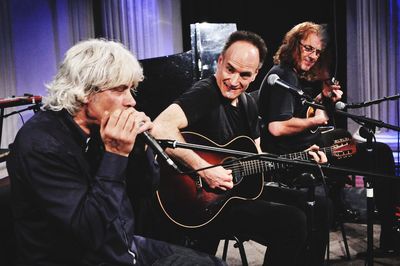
[309,51,319,60]
[125,90,136,107]
[230,73,240,87]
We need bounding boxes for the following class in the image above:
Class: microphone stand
[0,103,42,119]
[359,125,376,266]
[157,138,398,181]
[347,93,400,109]
[301,98,400,266]
[0,103,42,162]
[301,99,400,132]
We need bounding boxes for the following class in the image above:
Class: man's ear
[82,95,89,104]
[251,68,259,81]
[217,54,223,64]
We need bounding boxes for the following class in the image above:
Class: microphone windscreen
[267,74,280,86]
[335,101,346,110]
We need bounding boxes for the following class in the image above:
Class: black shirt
[258,64,323,154]
[175,75,260,145]
[7,110,139,265]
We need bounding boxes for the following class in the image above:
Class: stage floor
[216,223,400,265]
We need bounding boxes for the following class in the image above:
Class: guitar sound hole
[232,172,242,184]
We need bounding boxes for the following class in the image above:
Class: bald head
[215,40,261,102]
[223,41,260,71]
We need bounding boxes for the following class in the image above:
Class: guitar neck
[279,146,332,161]
[224,146,336,178]
[229,146,334,177]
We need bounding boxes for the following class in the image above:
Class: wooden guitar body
[156,132,263,228]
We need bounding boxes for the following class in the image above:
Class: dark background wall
[180,0,347,128]
[180,0,347,94]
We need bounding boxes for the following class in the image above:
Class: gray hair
[43,39,143,115]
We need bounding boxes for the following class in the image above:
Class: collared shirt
[7,109,138,265]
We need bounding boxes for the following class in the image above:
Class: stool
[222,235,248,266]
[338,220,351,260]
[326,218,351,262]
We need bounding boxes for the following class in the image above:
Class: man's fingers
[306,145,326,162]
[220,170,234,189]
[317,150,327,163]
[124,112,137,133]
[307,150,328,163]
[108,109,122,128]
[136,116,152,134]
[113,108,134,130]
[101,111,111,132]
[307,144,320,151]
[308,150,317,161]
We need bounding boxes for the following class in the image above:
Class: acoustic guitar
[156,131,356,228]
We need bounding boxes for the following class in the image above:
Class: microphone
[267,74,313,101]
[335,101,363,110]
[336,94,400,110]
[141,131,180,172]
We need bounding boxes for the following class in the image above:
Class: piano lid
[136,50,195,120]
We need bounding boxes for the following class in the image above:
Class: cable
[332,0,339,78]
[397,98,399,175]
[315,163,331,266]
[18,112,25,124]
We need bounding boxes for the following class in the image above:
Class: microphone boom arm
[156,138,398,180]
[349,93,400,108]
[301,99,400,132]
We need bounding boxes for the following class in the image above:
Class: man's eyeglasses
[299,42,322,57]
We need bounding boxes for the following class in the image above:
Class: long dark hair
[273,21,331,81]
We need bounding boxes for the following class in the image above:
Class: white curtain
[347,0,399,158]
[0,0,18,148]
[100,0,183,59]
[0,0,95,176]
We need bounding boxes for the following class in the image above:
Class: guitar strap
[239,93,260,136]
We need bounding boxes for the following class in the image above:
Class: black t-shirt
[174,75,260,145]
[258,64,323,154]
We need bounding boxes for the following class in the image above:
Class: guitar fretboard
[280,146,333,161]
[227,159,286,178]
[226,146,338,178]
[221,139,356,178]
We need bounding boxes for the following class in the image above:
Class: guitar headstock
[331,137,357,159]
